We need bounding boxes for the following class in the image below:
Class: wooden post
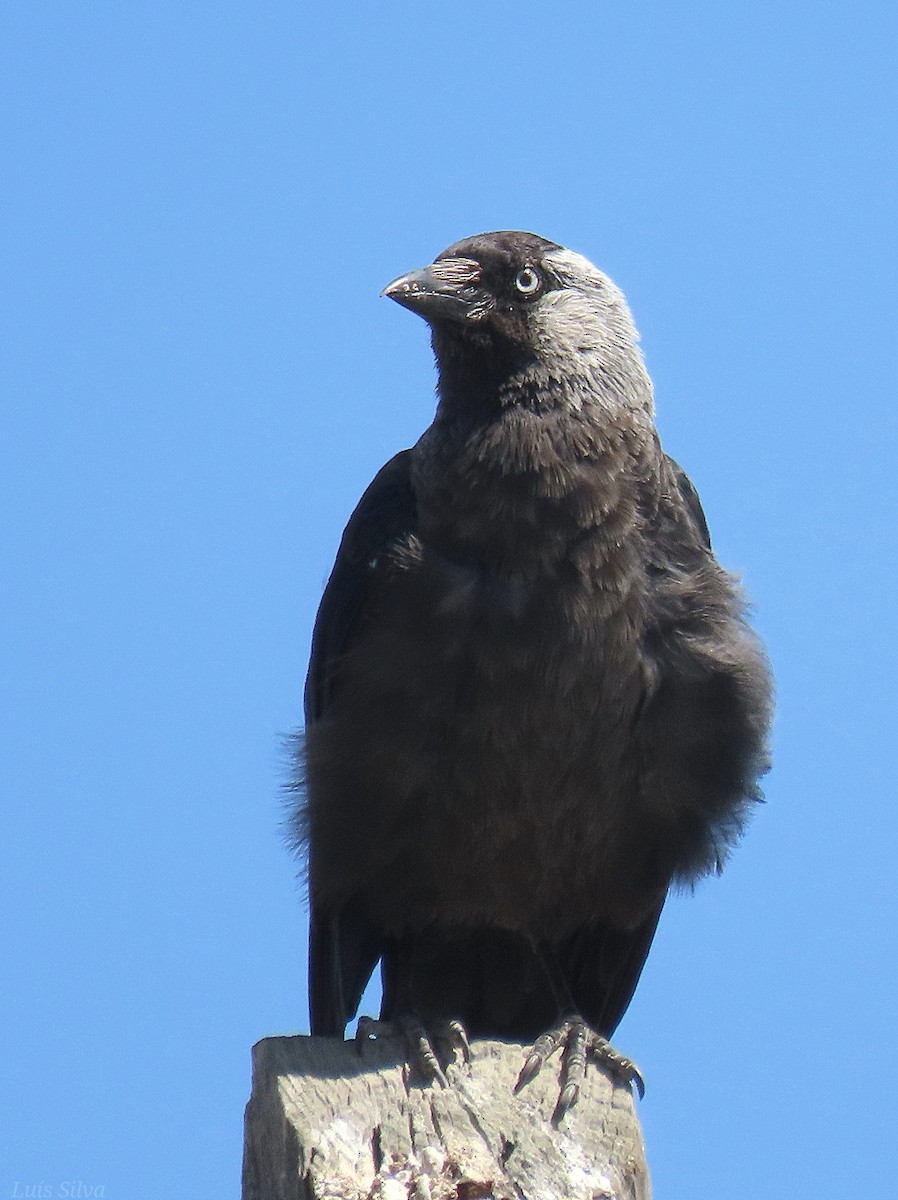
[242,1034,651,1200]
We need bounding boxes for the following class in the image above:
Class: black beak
[382,258,492,324]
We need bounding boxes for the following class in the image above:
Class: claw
[554,1081,580,1123]
[441,1018,471,1064]
[403,1017,448,1088]
[553,1017,587,1120]
[514,1050,544,1093]
[587,1031,645,1099]
[516,1015,645,1120]
[353,1013,469,1088]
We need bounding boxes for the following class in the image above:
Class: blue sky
[3,2,896,1196]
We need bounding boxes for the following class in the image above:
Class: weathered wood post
[242,1034,651,1200]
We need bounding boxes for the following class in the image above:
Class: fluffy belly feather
[307,557,658,938]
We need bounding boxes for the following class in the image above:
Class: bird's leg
[515,1014,645,1122]
[355,1014,470,1087]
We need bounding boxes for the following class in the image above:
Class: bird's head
[383,231,652,417]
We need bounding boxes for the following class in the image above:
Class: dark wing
[663,454,712,550]
[304,450,417,1035]
[304,449,417,724]
[563,904,665,1038]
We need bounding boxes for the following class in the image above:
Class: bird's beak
[382,257,492,324]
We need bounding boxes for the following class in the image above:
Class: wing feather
[304,450,417,1034]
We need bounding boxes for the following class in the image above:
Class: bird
[292,230,773,1119]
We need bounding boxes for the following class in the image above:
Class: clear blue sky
[3,3,896,1196]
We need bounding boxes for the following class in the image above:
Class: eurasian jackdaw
[294,231,772,1117]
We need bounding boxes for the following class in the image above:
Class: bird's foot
[514,1014,644,1123]
[355,1014,470,1088]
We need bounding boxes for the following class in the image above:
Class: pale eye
[514,266,541,296]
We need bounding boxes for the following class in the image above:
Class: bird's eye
[514,267,541,296]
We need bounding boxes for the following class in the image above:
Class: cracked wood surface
[242,1034,651,1200]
